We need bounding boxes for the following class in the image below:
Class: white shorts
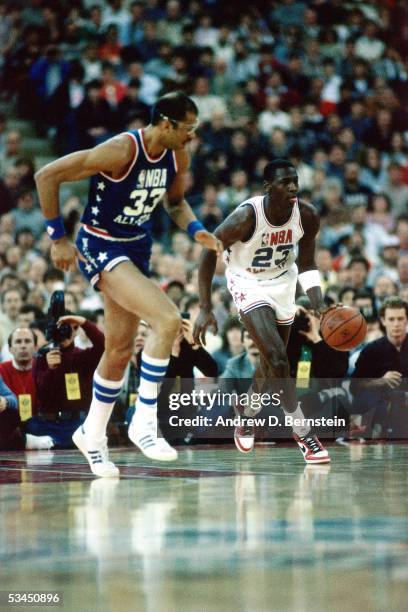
[226,266,297,325]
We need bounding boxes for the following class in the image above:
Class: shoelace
[238,424,254,437]
[301,436,320,454]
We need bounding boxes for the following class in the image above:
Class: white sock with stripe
[131,352,169,428]
[83,372,124,443]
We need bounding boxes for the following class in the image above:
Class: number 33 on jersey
[81,129,178,240]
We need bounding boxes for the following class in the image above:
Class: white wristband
[298,269,321,292]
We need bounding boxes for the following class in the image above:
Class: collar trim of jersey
[100,132,139,183]
[140,129,167,163]
[261,196,297,229]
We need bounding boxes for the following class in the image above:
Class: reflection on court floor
[0,444,407,612]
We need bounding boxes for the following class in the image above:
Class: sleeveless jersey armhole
[100,132,139,182]
[240,201,258,244]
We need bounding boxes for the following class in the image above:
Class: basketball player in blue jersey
[35,92,221,477]
[194,159,334,464]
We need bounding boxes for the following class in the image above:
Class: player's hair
[380,296,408,318]
[151,91,198,125]
[263,159,295,182]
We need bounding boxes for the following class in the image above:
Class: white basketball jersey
[224,196,304,280]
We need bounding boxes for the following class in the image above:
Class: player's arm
[193,205,255,345]
[163,149,222,253]
[297,201,327,314]
[34,135,134,271]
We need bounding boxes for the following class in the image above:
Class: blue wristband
[187,220,205,238]
[45,216,66,240]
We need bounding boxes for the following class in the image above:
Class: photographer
[286,297,350,436]
[29,310,104,448]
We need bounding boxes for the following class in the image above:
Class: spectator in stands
[347,256,371,291]
[0,288,23,344]
[382,162,408,217]
[0,130,23,173]
[220,329,259,395]
[75,79,114,148]
[211,316,244,374]
[11,189,44,238]
[397,254,408,291]
[30,313,105,448]
[396,215,408,255]
[350,297,408,438]
[0,373,53,450]
[0,328,38,419]
[117,78,150,129]
[286,297,350,436]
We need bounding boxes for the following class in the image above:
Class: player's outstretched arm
[297,201,328,315]
[34,135,134,271]
[193,205,255,345]
[164,150,222,253]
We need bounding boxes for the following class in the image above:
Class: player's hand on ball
[51,237,87,272]
[318,302,343,318]
[193,310,218,346]
[194,230,223,255]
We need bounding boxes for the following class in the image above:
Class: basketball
[321,306,367,351]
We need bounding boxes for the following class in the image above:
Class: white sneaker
[25,434,54,450]
[72,426,119,478]
[128,416,178,462]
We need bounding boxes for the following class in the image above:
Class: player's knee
[154,309,181,338]
[105,343,133,369]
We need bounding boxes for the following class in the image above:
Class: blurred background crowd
[0,0,407,446]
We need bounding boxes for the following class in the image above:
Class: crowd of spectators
[0,0,407,445]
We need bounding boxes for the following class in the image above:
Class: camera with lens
[45,291,72,348]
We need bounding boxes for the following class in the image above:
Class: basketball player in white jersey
[194,159,332,464]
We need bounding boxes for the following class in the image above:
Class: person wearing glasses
[35,91,221,477]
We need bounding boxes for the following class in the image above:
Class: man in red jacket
[28,314,105,448]
[0,328,38,421]
[0,327,53,450]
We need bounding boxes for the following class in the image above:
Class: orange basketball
[321,306,367,351]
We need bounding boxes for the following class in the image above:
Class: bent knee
[152,309,181,338]
[105,343,133,368]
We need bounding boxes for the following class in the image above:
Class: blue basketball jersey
[81,129,178,241]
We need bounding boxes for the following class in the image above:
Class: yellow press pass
[296,361,311,389]
[18,394,32,421]
[65,373,81,400]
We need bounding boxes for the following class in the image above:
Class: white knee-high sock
[83,371,124,442]
[131,352,169,426]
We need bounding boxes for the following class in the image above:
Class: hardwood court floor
[0,443,407,612]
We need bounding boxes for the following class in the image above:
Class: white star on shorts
[98,252,108,263]
[97,182,105,191]
[82,238,89,247]
[96,195,101,202]
[91,219,99,225]
[91,206,100,215]
[85,263,93,273]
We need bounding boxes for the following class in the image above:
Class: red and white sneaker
[234,421,255,454]
[233,402,255,453]
[294,434,330,464]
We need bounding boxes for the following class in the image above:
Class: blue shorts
[76,226,151,288]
